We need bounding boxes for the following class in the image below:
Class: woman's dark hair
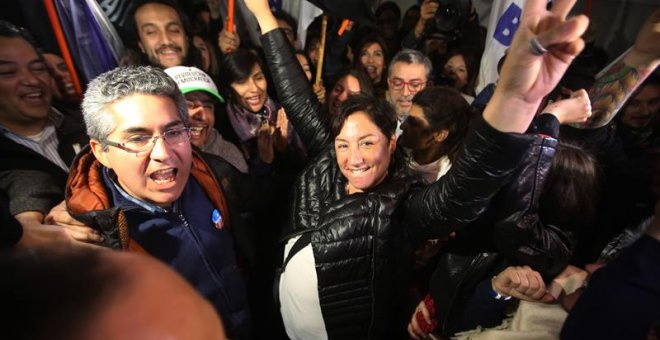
[192,31,220,77]
[539,141,599,233]
[218,49,265,97]
[441,49,479,96]
[331,67,375,98]
[331,94,397,139]
[353,33,390,84]
[273,10,298,40]
[412,87,474,161]
[0,20,43,55]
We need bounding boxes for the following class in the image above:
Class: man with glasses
[165,66,248,173]
[386,49,432,136]
[63,65,251,338]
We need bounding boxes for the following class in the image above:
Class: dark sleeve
[461,278,516,330]
[405,115,533,239]
[561,235,660,340]
[260,28,332,157]
[0,170,63,216]
[534,113,561,139]
[0,188,22,249]
[490,135,572,280]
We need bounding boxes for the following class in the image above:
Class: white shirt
[407,153,452,184]
[279,235,328,340]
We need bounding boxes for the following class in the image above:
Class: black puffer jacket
[426,124,574,336]
[261,28,536,339]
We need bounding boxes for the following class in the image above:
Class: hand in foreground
[543,88,592,124]
[492,265,555,303]
[484,0,589,133]
[16,209,104,250]
[45,200,104,244]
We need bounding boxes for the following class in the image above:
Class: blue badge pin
[211,209,224,229]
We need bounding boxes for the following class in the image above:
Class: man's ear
[90,140,112,169]
[433,130,449,143]
[138,40,146,54]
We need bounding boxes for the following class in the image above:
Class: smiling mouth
[190,125,207,137]
[348,167,369,174]
[245,95,262,106]
[20,90,47,104]
[149,168,178,184]
[157,45,182,57]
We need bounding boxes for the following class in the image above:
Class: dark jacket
[425,115,574,336]
[65,147,259,337]
[261,28,537,339]
[0,112,88,214]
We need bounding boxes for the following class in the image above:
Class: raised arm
[574,9,660,129]
[406,0,590,237]
[484,0,589,133]
[244,0,332,156]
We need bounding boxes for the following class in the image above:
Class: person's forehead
[185,91,212,100]
[390,62,426,80]
[340,112,381,135]
[634,85,660,99]
[342,75,361,91]
[107,94,183,131]
[0,36,40,61]
[447,55,466,66]
[135,3,183,26]
[363,42,383,52]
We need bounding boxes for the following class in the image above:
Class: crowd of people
[1,0,659,339]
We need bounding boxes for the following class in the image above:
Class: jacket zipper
[176,212,234,308]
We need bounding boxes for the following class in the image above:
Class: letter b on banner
[494,3,522,46]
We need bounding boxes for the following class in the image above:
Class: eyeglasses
[388,78,426,92]
[103,127,191,154]
[186,98,215,110]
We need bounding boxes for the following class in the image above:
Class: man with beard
[125,0,200,69]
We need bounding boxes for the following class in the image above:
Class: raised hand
[218,19,240,54]
[414,0,440,38]
[244,0,278,34]
[273,108,289,152]
[257,119,275,164]
[484,0,589,133]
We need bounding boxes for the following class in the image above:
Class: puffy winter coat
[261,28,537,339]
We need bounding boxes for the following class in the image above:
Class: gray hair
[387,48,433,80]
[81,65,188,141]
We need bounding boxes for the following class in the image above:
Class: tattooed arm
[575,9,660,129]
